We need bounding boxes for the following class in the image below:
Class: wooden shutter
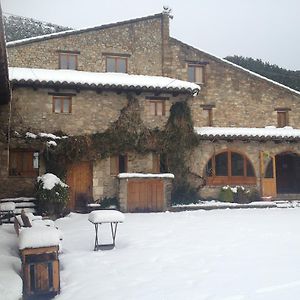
[152,154,160,173]
[110,156,119,175]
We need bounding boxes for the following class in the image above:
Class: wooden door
[260,152,277,197]
[127,180,164,212]
[66,162,93,210]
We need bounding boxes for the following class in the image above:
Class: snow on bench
[0,202,16,211]
[88,210,125,224]
[19,227,60,250]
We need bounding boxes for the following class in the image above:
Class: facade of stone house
[2,12,300,208]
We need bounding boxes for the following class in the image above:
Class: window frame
[9,150,39,177]
[52,96,72,114]
[110,154,128,176]
[277,111,289,127]
[205,150,256,185]
[149,100,166,116]
[58,52,78,70]
[187,63,205,84]
[105,56,128,73]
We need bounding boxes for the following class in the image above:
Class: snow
[19,226,60,249]
[0,202,16,211]
[39,132,63,139]
[88,210,125,223]
[25,131,37,139]
[118,173,175,179]
[47,140,57,147]
[0,197,36,203]
[9,67,200,95]
[0,225,22,300]
[2,208,300,299]
[195,126,300,139]
[37,173,68,190]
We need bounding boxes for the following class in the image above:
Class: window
[188,64,204,83]
[106,56,127,73]
[152,153,169,173]
[110,154,128,175]
[149,101,165,116]
[59,53,78,70]
[53,96,72,113]
[9,150,39,177]
[277,111,288,127]
[205,150,256,185]
[201,105,215,126]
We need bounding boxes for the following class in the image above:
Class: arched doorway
[276,152,300,194]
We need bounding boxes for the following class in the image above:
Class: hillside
[225,55,300,92]
[3,13,71,42]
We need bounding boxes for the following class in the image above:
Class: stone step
[273,194,300,201]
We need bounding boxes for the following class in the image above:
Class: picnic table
[88,210,125,251]
[0,202,16,224]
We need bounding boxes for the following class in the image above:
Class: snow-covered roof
[195,126,300,141]
[118,173,175,179]
[6,13,163,47]
[9,67,200,95]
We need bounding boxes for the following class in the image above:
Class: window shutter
[110,156,118,175]
[152,154,160,173]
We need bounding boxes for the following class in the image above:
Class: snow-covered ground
[2,208,300,300]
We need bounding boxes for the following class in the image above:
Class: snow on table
[19,227,60,249]
[0,202,16,211]
[88,210,125,224]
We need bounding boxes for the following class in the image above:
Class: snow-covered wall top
[118,173,175,179]
[195,126,300,141]
[19,227,60,249]
[9,67,200,95]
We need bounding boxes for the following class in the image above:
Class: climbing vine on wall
[43,93,203,203]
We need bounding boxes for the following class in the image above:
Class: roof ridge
[7,13,163,47]
[170,37,300,97]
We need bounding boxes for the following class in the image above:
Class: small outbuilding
[118,173,174,212]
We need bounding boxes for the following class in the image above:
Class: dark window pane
[106,57,115,72]
[246,160,255,177]
[160,153,168,173]
[265,159,274,178]
[119,155,127,173]
[59,54,68,69]
[68,55,77,70]
[118,58,127,73]
[206,158,213,177]
[231,152,244,176]
[215,152,228,176]
[188,66,195,82]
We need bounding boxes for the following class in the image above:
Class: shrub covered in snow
[219,186,261,204]
[36,173,69,217]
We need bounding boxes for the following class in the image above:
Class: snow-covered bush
[36,173,69,217]
[219,186,261,203]
[218,186,234,202]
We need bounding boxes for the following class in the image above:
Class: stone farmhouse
[1,12,300,211]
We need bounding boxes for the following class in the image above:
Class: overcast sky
[2,0,300,70]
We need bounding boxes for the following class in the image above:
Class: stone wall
[5,88,183,136]
[168,38,300,129]
[189,140,300,199]
[7,15,165,76]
